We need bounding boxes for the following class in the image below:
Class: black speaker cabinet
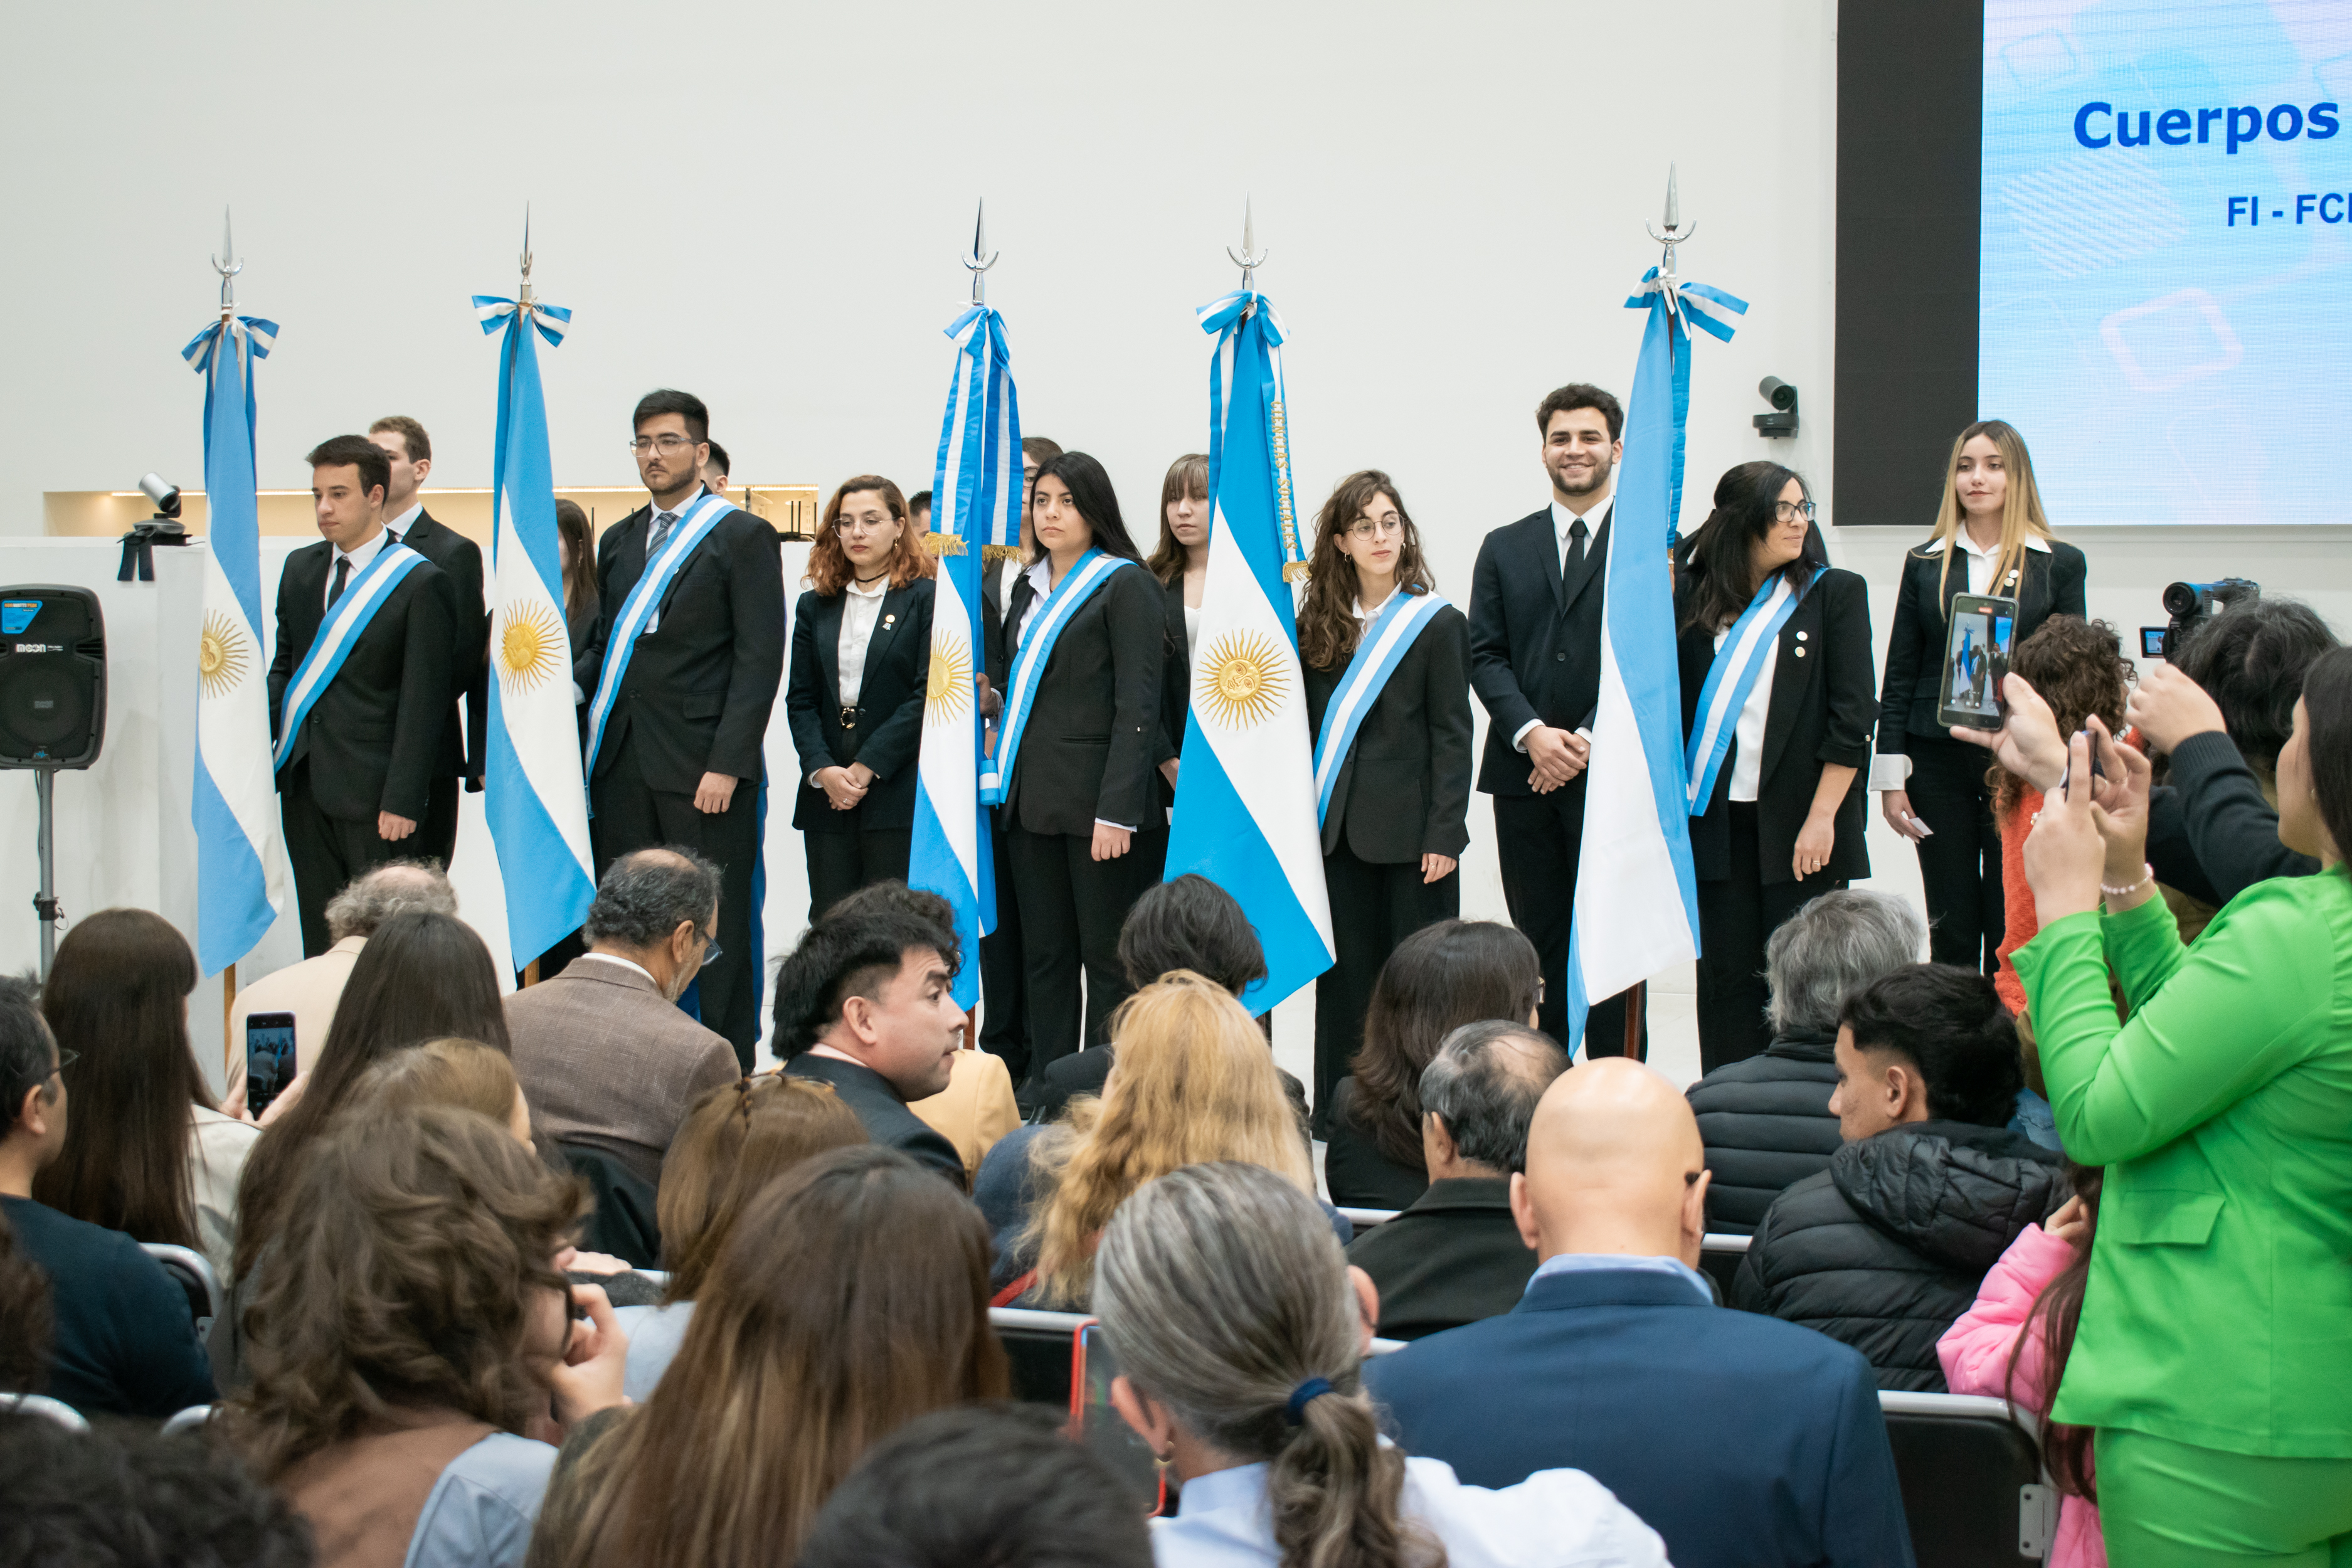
[0,586,107,769]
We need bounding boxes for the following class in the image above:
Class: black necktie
[1567,516,1589,573]
[329,556,350,608]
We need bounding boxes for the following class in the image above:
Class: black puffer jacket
[1687,1032,1841,1235]
[1732,1118,2066,1391]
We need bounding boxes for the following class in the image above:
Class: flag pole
[211,206,245,1076]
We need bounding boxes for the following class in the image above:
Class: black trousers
[1491,787,1643,1058]
[1314,840,1459,1115]
[1903,733,2003,973]
[1006,824,1166,1079]
[590,731,763,1072]
[281,761,415,958]
[978,816,1030,1079]
[415,775,461,869]
[1696,802,1846,1074]
[803,818,913,925]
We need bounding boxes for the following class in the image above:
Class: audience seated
[504,850,738,1190]
[226,1104,627,1568]
[33,908,258,1284]
[620,1073,866,1398]
[226,860,458,1107]
[1365,1058,1912,1568]
[0,974,216,1419]
[1094,1160,1666,1567]
[1345,1020,1563,1340]
[354,1038,537,1147]
[770,882,968,1185]
[906,1042,1022,1185]
[797,1402,1153,1568]
[1,1202,52,1397]
[1734,963,2064,1390]
[998,972,1318,1310]
[1685,889,1923,1234]
[527,1145,1006,1567]
[1324,919,1544,1210]
[0,1416,315,1568]
[1939,1162,2107,1568]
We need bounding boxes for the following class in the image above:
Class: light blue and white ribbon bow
[472,294,573,346]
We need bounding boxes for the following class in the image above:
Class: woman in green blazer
[2013,647,2352,1566]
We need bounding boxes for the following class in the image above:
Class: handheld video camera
[2143,578,2259,660]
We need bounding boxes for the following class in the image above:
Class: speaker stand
[33,768,60,980]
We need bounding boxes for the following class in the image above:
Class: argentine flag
[474,290,595,967]
[908,306,1020,1010]
[1561,268,1747,1052]
[184,313,287,976]
[1165,289,1333,1009]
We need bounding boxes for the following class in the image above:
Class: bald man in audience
[1363,1059,1915,1568]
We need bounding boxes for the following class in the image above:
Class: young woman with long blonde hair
[1873,420,2087,972]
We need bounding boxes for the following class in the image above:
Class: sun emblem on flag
[1197,630,1288,729]
[198,612,250,699]
[497,599,566,693]
[926,633,972,724]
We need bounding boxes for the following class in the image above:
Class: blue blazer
[1361,1266,1914,1568]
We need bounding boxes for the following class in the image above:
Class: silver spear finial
[1227,197,1267,294]
[518,204,535,308]
[1645,164,1698,285]
[965,199,999,307]
[210,206,243,314]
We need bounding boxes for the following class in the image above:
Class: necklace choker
[855,569,889,586]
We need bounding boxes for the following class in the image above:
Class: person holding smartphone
[1873,420,2085,973]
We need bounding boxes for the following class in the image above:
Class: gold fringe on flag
[1282,561,1313,583]
[982,544,1024,564]
[924,532,966,557]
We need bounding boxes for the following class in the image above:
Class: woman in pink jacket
[1939,1163,2107,1568]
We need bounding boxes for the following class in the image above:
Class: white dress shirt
[323,526,396,610]
[1151,1452,1665,1568]
[836,575,891,708]
[1710,623,1778,803]
[1510,497,1613,753]
[1014,556,1133,833]
[575,951,658,986]
[640,484,707,635]
[383,501,424,541]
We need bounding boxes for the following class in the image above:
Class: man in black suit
[368,416,487,869]
[1467,384,1644,1055]
[269,435,458,956]
[573,389,785,1069]
[773,881,968,1187]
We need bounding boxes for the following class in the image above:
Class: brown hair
[1988,617,2134,821]
[225,1105,586,1482]
[656,1074,867,1300]
[807,476,931,596]
[1296,471,1438,672]
[366,415,431,464]
[532,1145,1008,1568]
[1924,419,2057,605]
[0,1204,51,1394]
[32,909,209,1251]
[352,1038,522,1126]
[2010,1162,2102,1502]
[1145,453,1210,585]
[1348,920,1543,1169]
[554,499,596,628]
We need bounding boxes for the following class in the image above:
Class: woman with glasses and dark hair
[1675,463,1877,1071]
[1297,470,1473,1118]
[993,452,1173,1086]
[785,475,937,923]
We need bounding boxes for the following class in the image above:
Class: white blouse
[836,575,890,709]
[1709,625,1778,804]
[188,1104,260,1283]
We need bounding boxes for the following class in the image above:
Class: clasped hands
[813,763,874,811]
[1525,725,1589,794]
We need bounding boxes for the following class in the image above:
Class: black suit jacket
[268,539,458,823]
[782,1053,964,1187]
[1467,505,1613,796]
[996,563,1172,836]
[1675,568,1877,886]
[783,578,935,832]
[1304,603,1474,862]
[1877,537,2087,755]
[573,495,787,792]
[395,508,488,778]
[1154,573,1192,814]
[1343,1177,1536,1340]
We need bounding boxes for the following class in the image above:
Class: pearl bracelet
[2101,863,2154,901]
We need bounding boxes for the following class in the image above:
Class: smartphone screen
[1939,595,2019,731]
[245,1013,297,1118]
[1072,1320,1168,1515]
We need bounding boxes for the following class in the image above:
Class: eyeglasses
[1345,516,1405,541]
[1774,500,1818,523]
[628,435,699,456]
[699,938,724,968]
[835,516,898,536]
[46,1048,78,1081]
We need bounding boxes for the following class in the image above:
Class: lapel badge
[884,613,897,629]
[1794,630,1808,642]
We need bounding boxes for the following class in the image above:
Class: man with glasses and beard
[573,389,785,1071]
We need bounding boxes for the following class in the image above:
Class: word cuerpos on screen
[2072,99,2339,152]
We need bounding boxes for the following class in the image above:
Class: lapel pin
[1794,646,1807,657]
[1794,630,1808,642]
[884,613,896,629]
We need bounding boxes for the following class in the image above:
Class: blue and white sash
[583,492,738,766]
[272,540,429,770]
[979,549,1135,806]
[1683,566,1826,812]
[1310,590,1451,827]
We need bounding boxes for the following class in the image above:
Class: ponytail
[1265,1377,1438,1568]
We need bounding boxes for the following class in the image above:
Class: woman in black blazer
[785,476,936,923]
[1145,452,1210,816]
[1676,463,1877,1072]
[1298,470,1474,1115]
[996,452,1173,1081]
[1873,420,2087,972]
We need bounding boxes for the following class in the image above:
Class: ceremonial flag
[1560,265,1747,1052]
[183,309,286,975]
[908,304,1020,1010]
[472,284,595,967]
[1165,287,1333,1009]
